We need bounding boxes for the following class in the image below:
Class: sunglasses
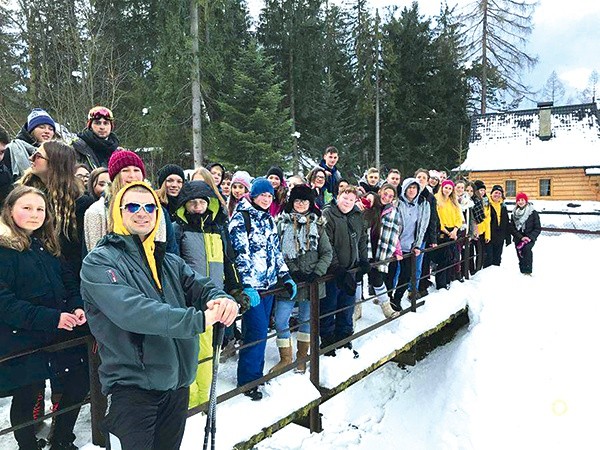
[120,203,158,214]
[31,152,48,162]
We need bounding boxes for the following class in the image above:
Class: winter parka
[321,202,368,272]
[509,207,541,243]
[229,197,289,290]
[419,186,439,245]
[0,223,82,393]
[174,181,241,294]
[276,211,333,299]
[489,199,512,246]
[71,128,119,170]
[396,178,431,253]
[81,232,231,395]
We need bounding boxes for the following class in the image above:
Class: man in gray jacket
[81,181,238,450]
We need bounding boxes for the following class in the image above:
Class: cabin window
[539,179,551,197]
[505,180,516,197]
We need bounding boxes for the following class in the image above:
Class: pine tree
[213,39,292,174]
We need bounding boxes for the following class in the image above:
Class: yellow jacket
[477,201,491,238]
[435,194,463,230]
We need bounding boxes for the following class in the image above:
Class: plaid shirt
[472,197,486,224]
[368,204,401,273]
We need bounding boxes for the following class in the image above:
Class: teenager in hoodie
[414,169,439,297]
[228,178,296,400]
[390,178,430,310]
[266,165,288,217]
[509,192,541,275]
[173,180,245,408]
[271,185,332,374]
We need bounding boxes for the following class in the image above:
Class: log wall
[468,168,600,201]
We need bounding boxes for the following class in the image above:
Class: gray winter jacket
[80,233,232,395]
[397,178,431,252]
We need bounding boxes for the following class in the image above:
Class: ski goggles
[88,106,114,122]
[120,202,158,214]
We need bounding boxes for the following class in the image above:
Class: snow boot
[295,333,310,374]
[268,338,293,374]
[243,387,263,401]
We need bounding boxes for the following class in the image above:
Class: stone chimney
[537,101,553,141]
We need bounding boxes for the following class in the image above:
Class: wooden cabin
[455,102,600,201]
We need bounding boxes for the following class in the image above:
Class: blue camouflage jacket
[228,198,289,290]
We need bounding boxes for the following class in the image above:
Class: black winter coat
[0,238,83,393]
[509,209,541,242]
[489,202,512,246]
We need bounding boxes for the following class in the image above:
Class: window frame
[539,178,552,197]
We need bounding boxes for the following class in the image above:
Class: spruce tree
[213,39,292,174]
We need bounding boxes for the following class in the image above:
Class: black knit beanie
[157,164,185,188]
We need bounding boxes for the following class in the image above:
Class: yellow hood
[111,181,163,290]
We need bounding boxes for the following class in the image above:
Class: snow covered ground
[257,231,600,450]
[2,227,599,449]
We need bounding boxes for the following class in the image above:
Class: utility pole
[191,0,203,167]
[374,8,381,169]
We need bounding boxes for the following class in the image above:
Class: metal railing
[5,227,595,446]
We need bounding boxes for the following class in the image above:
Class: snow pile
[258,233,600,450]
[456,104,600,171]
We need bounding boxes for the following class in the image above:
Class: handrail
[3,228,597,445]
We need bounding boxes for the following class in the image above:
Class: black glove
[290,271,305,282]
[357,260,371,277]
[305,272,318,283]
[229,289,250,314]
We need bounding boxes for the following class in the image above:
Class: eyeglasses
[31,152,48,162]
[293,199,310,204]
[120,203,158,214]
[314,175,326,180]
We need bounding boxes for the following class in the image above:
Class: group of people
[0,107,541,450]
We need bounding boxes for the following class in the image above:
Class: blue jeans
[320,280,354,341]
[274,299,310,339]
[237,294,274,387]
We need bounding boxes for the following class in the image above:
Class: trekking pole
[203,323,225,450]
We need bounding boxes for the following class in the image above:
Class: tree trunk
[481,0,488,114]
[191,0,203,167]
[289,49,299,174]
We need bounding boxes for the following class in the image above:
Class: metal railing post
[463,236,471,281]
[308,280,322,433]
[409,252,418,312]
[86,337,106,447]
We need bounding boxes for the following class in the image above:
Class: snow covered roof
[455,103,600,171]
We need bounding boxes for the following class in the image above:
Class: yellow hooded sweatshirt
[111,181,163,290]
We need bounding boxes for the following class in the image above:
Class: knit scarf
[79,128,120,166]
[512,203,534,232]
[279,212,320,260]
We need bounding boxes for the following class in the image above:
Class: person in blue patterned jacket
[228,177,297,401]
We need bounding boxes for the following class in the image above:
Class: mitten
[281,274,297,300]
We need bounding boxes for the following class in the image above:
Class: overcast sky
[246,0,600,106]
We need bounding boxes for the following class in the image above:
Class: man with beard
[72,106,120,169]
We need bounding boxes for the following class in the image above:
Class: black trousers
[10,363,88,449]
[516,240,535,273]
[104,386,189,450]
[391,258,413,308]
[484,240,504,267]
